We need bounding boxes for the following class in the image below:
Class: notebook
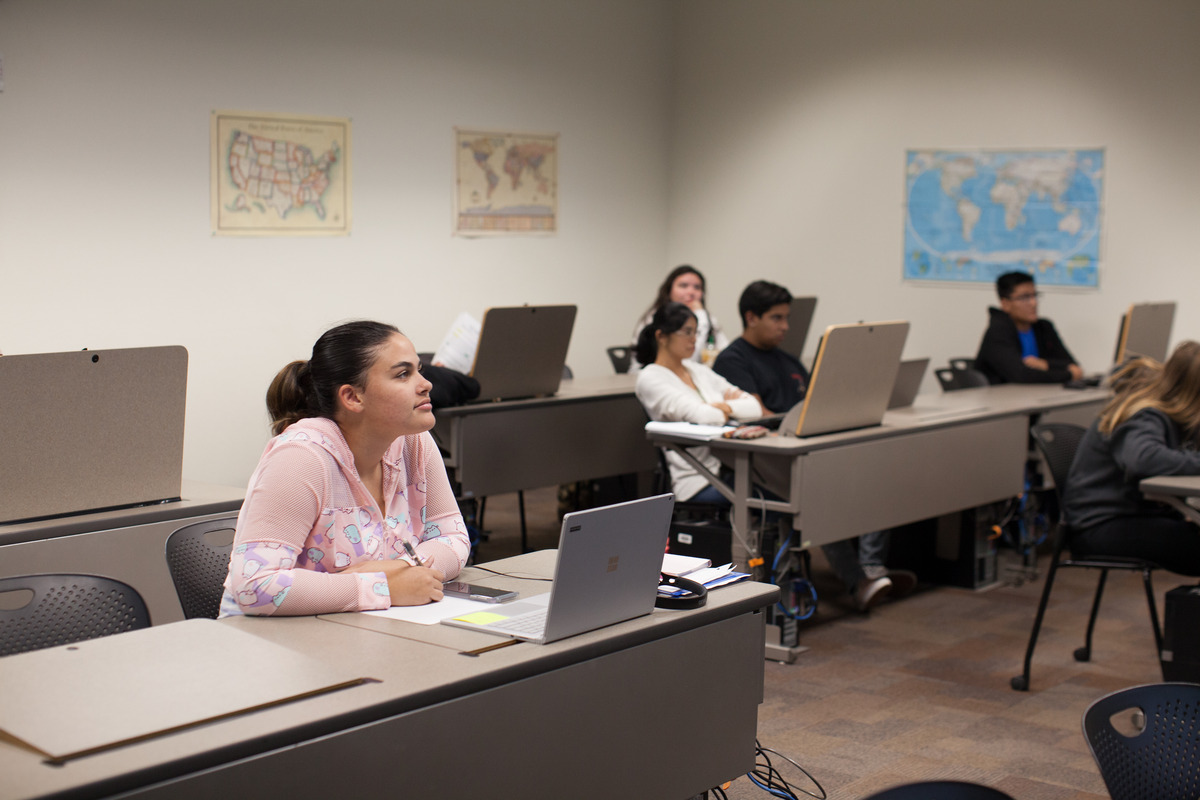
[887,357,930,409]
[0,346,188,524]
[441,494,675,643]
[779,321,909,438]
[469,304,576,402]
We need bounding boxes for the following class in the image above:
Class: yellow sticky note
[454,611,509,624]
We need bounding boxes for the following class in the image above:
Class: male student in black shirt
[975,270,1083,385]
[714,280,915,610]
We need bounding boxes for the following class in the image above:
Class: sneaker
[853,575,892,612]
[862,564,917,599]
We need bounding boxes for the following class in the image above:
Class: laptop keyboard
[492,608,547,635]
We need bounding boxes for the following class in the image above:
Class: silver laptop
[441,494,674,643]
[778,296,818,359]
[780,321,909,437]
[887,357,930,409]
[0,346,187,523]
[470,304,576,402]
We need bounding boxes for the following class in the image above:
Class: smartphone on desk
[443,581,518,603]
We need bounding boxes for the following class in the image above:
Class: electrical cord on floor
[770,529,817,621]
[745,738,826,800]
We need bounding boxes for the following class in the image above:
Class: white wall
[668,0,1200,379]
[0,0,673,486]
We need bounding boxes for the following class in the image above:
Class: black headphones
[655,573,708,610]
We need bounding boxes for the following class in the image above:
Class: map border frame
[210,110,352,237]
[902,146,1104,290]
[453,127,558,238]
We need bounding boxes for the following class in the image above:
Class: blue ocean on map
[904,149,1103,287]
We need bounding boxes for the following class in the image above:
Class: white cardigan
[635,362,762,501]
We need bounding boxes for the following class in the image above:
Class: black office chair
[949,357,976,372]
[0,574,150,657]
[935,364,990,391]
[861,781,1014,799]
[1010,423,1163,691]
[1082,682,1200,800]
[606,345,633,374]
[165,516,238,620]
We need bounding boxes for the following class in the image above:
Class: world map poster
[211,110,351,236]
[904,149,1103,288]
[454,128,557,236]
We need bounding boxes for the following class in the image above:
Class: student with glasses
[974,270,1083,384]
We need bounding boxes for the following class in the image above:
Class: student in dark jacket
[1062,341,1200,575]
[974,271,1083,384]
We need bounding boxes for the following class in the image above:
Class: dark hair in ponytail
[635,302,697,366]
[266,320,401,435]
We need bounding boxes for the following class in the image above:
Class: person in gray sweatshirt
[1063,341,1200,575]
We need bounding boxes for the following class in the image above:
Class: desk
[0,551,777,800]
[433,375,657,498]
[1140,474,1200,526]
[0,481,244,624]
[650,384,1108,561]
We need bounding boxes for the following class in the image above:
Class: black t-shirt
[712,338,809,414]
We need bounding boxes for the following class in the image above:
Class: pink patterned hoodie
[220,416,470,616]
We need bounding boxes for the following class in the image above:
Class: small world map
[904,149,1103,287]
[455,129,557,235]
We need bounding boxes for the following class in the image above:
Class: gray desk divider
[0,345,188,523]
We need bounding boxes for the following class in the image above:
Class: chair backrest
[862,780,1015,799]
[935,365,989,391]
[606,345,632,374]
[165,516,238,619]
[0,574,150,657]
[1082,682,1200,800]
[949,357,976,371]
[1029,423,1087,502]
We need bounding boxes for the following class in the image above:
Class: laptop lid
[1114,301,1175,364]
[470,304,576,402]
[443,493,674,643]
[780,321,909,438]
[778,296,818,359]
[0,346,187,523]
[887,357,930,409]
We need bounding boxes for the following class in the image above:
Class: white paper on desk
[644,420,732,441]
[363,595,501,625]
[431,311,481,374]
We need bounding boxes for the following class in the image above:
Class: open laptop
[887,357,930,409]
[0,346,188,523]
[441,493,674,643]
[779,321,909,437]
[1114,301,1175,364]
[470,304,576,402]
[778,296,818,359]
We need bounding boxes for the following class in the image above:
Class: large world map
[904,149,1103,287]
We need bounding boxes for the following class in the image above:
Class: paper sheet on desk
[645,420,732,441]
[658,564,750,596]
[363,595,505,625]
[431,311,481,374]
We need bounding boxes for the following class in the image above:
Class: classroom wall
[0,0,673,487]
[668,0,1200,378]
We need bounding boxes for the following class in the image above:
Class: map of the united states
[227,131,339,220]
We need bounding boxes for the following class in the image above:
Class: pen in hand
[402,539,431,567]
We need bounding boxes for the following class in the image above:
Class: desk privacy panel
[0,346,187,523]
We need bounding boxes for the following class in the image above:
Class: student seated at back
[1063,342,1200,575]
[975,270,1083,384]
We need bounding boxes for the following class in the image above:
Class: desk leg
[1145,493,1200,526]
[732,450,754,571]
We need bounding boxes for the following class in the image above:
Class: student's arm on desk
[1110,411,1200,480]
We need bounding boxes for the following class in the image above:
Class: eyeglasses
[673,327,698,339]
[1006,292,1041,303]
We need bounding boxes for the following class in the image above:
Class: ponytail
[267,360,315,435]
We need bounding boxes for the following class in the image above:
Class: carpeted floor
[476,488,1172,800]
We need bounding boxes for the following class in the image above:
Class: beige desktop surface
[0,619,369,762]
